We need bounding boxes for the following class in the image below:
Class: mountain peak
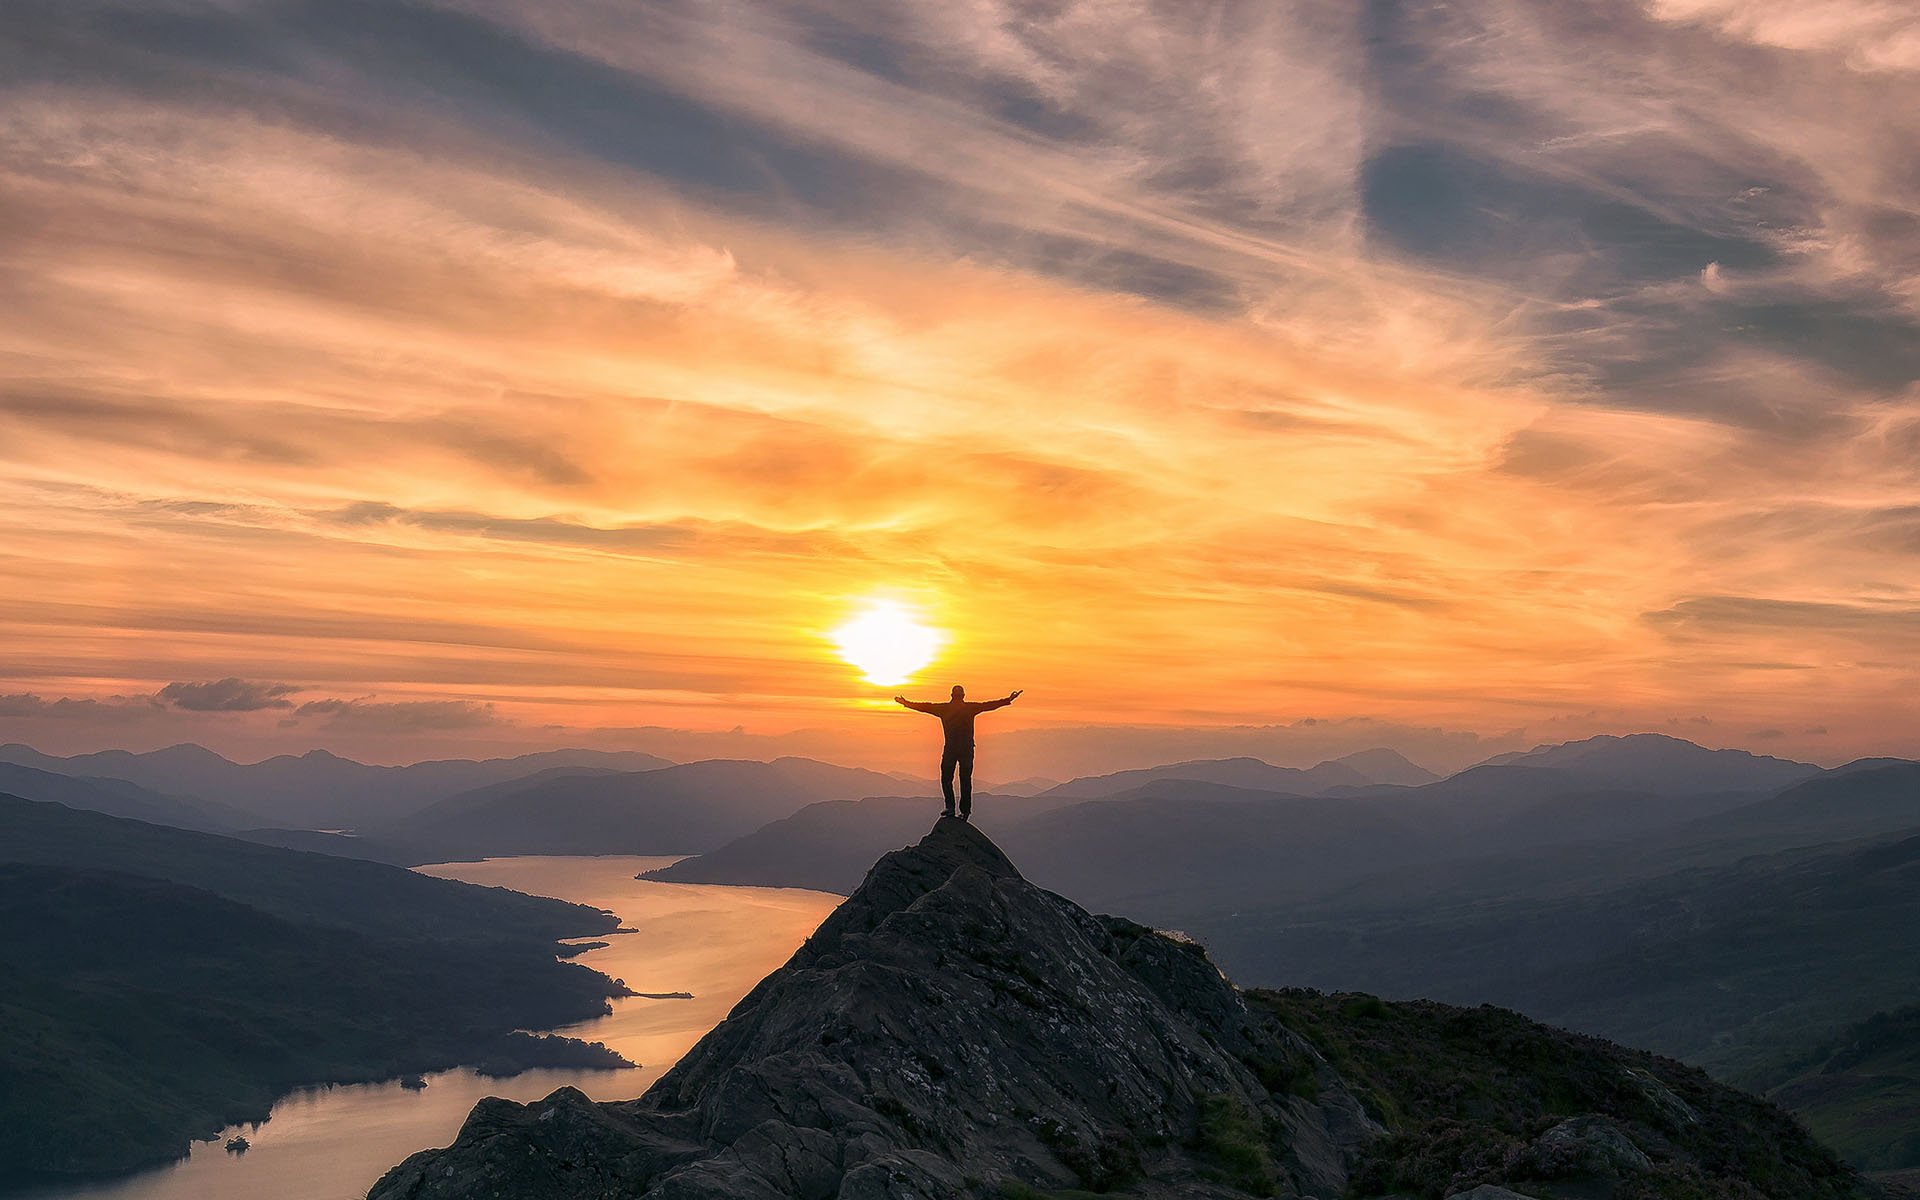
[849,814,1020,899]
[1479,733,1819,794]
[374,818,1375,1198]
[146,742,233,764]
[373,818,1870,1200]
[1329,747,1440,786]
[781,816,1025,964]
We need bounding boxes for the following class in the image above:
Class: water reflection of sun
[830,599,943,686]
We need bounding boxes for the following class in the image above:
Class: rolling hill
[0,793,613,943]
[1766,1003,1920,1172]
[0,795,630,1183]
[1195,827,1920,1087]
[0,761,258,832]
[377,756,916,860]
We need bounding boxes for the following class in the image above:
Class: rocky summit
[370,818,1868,1200]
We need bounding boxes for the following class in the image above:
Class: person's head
[950,684,965,700]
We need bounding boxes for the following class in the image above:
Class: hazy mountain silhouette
[982,774,1062,795]
[1329,746,1442,785]
[1042,754,1373,798]
[376,819,1866,1200]
[0,794,611,943]
[1201,826,1920,1083]
[657,756,1784,912]
[0,761,260,832]
[1684,761,1920,845]
[376,757,919,861]
[0,795,628,1183]
[1478,732,1820,794]
[0,743,673,829]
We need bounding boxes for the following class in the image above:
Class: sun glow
[829,600,944,686]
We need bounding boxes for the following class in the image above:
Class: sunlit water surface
[19,856,842,1200]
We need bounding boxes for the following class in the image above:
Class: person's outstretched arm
[894,695,936,713]
[979,689,1023,711]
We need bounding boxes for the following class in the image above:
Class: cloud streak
[157,678,303,712]
[0,0,1914,768]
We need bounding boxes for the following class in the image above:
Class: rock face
[371,818,1376,1198]
[370,818,1870,1200]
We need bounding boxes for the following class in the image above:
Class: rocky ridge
[370,818,1869,1200]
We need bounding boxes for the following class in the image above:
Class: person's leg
[958,748,974,819]
[939,747,958,816]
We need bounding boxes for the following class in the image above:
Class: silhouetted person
[894,684,1022,820]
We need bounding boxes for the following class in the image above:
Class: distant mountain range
[0,761,258,833]
[1482,732,1822,794]
[1038,748,1436,799]
[1197,777,1920,1072]
[646,740,1920,1173]
[650,735,1856,914]
[0,743,674,829]
[372,757,928,861]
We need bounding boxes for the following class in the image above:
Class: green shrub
[1194,1094,1279,1196]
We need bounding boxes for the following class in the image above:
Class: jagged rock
[1625,1066,1700,1127]
[369,818,1870,1200]
[371,818,1372,1198]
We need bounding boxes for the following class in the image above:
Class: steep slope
[0,794,613,944]
[378,757,911,860]
[1478,733,1819,794]
[0,761,257,831]
[372,821,1866,1200]
[643,795,967,891]
[1766,1004,1920,1171]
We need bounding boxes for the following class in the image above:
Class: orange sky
[1,1,1916,772]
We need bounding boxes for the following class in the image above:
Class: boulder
[1534,1114,1654,1176]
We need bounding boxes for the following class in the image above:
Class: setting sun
[830,600,944,687]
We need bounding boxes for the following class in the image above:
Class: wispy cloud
[291,698,503,733]
[0,0,1914,768]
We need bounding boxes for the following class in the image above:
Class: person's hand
[893,695,907,704]
[1010,689,1024,700]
